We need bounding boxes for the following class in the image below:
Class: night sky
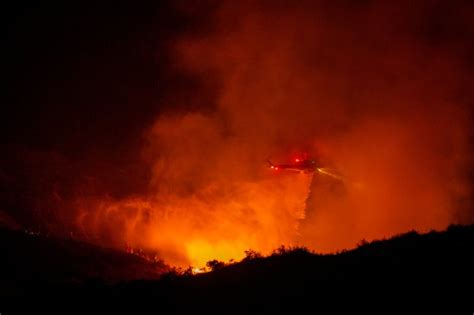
[2,2,211,219]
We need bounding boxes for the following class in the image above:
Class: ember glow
[3,1,473,269]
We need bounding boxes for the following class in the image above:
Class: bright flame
[185,239,244,267]
[192,268,206,274]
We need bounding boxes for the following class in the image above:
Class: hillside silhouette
[0,228,168,297]
[1,224,473,313]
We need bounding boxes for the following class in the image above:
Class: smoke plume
[3,1,473,267]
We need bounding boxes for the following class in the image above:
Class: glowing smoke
[5,1,473,268]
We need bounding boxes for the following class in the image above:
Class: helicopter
[267,158,317,174]
[267,157,344,181]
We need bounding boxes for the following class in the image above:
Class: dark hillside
[3,224,473,313]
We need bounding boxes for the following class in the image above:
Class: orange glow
[192,268,206,274]
[60,2,471,269]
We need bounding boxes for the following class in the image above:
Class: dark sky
[1,1,204,225]
[2,2,217,200]
[3,2,197,154]
[1,0,473,234]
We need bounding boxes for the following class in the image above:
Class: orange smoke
[69,1,472,267]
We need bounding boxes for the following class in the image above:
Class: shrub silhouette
[243,249,262,261]
[206,259,226,271]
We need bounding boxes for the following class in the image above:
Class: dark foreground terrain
[1,224,474,313]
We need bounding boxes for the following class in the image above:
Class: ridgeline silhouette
[1,224,473,313]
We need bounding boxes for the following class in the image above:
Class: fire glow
[31,2,471,269]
